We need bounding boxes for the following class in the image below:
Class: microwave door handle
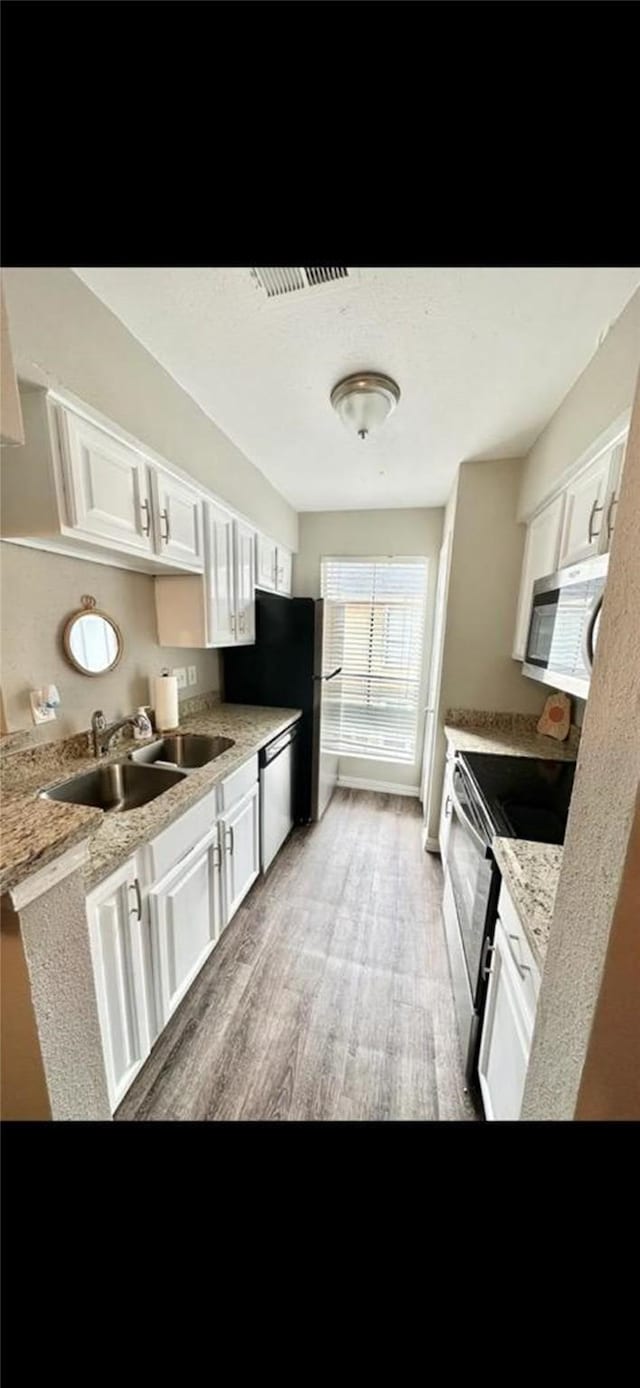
[582,594,603,673]
[449,783,489,856]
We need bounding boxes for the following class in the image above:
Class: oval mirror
[63,596,123,676]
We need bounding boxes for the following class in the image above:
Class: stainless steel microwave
[522,553,608,699]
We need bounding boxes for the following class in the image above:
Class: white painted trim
[422,830,441,853]
[337,774,419,797]
[9,839,91,910]
[521,408,631,524]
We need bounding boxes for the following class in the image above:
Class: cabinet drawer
[145,790,217,880]
[218,754,258,813]
[496,881,541,1026]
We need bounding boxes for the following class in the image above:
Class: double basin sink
[39,734,235,814]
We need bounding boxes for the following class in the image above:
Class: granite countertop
[491,837,563,969]
[444,710,578,762]
[1,703,302,898]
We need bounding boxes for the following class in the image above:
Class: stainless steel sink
[129,733,235,769]
[39,761,186,812]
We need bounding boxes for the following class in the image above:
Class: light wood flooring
[117,789,476,1121]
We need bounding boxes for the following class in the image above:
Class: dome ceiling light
[330,372,401,441]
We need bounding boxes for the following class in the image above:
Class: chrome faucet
[91,709,148,758]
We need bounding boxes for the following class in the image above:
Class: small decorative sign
[537,691,571,741]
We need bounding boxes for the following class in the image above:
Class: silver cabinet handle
[230,613,236,636]
[129,877,142,921]
[445,794,452,817]
[213,842,222,870]
[481,937,495,980]
[140,498,151,536]
[588,498,603,544]
[606,491,618,543]
[225,826,234,856]
[160,508,170,544]
[507,932,531,977]
[238,611,245,634]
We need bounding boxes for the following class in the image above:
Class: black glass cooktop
[460,752,576,845]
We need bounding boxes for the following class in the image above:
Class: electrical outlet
[188,666,197,686]
[172,667,187,690]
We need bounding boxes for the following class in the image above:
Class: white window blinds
[321,556,429,764]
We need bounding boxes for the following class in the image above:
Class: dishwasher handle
[260,723,299,766]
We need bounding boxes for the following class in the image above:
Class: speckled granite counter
[1,704,302,897]
[492,837,563,969]
[444,709,579,762]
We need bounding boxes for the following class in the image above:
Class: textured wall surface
[1,541,221,736]
[19,867,111,1121]
[522,370,640,1120]
[518,288,640,520]
[2,268,298,551]
[294,508,443,790]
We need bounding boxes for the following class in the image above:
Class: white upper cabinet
[234,520,256,644]
[276,546,293,596]
[60,408,155,555]
[513,493,565,660]
[558,447,612,567]
[256,533,277,591]
[206,501,236,644]
[151,467,203,568]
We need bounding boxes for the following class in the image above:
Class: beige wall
[426,459,546,842]
[294,508,444,791]
[518,287,640,520]
[1,542,221,737]
[1,268,298,551]
[522,369,640,1120]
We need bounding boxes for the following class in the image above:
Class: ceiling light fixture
[330,372,400,441]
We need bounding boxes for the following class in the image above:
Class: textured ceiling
[72,267,640,511]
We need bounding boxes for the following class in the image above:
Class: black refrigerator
[222,591,340,823]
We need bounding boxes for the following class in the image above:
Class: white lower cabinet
[150,827,222,1027]
[478,886,541,1121]
[220,782,260,919]
[439,753,455,860]
[86,760,262,1113]
[86,858,153,1113]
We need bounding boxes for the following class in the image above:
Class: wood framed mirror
[63,595,123,676]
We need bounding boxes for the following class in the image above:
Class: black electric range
[442,750,576,1093]
[459,751,576,845]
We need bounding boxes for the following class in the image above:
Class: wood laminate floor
[117,789,476,1121]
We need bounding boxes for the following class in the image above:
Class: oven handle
[449,777,491,857]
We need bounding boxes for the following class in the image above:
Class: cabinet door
[60,409,154,554]
[477,918,532,1121]
[234,521,256,644]
[256,534,277,591]
[205,502,236,645]
[601,438,627,551]
[513,493,565,659]
[152,468,203,569]
[86,859,153,1112]
[558,449,612,567]
[276,547,292,596]
[150,829,222,1027]
[220,783,260,922]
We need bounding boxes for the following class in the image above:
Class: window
[321,556,429,763]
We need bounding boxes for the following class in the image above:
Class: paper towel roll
[154,674,179,731]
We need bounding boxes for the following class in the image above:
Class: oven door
[445,761,495,1008]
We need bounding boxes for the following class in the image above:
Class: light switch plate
[172,667,187,690]
[188,666,197,686]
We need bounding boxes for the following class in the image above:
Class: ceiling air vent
[251,267,349,298]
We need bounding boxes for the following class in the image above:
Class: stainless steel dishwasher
[259,723,299,872]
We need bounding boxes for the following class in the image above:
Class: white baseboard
[337,775,420,797]
[422,832,441,854]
